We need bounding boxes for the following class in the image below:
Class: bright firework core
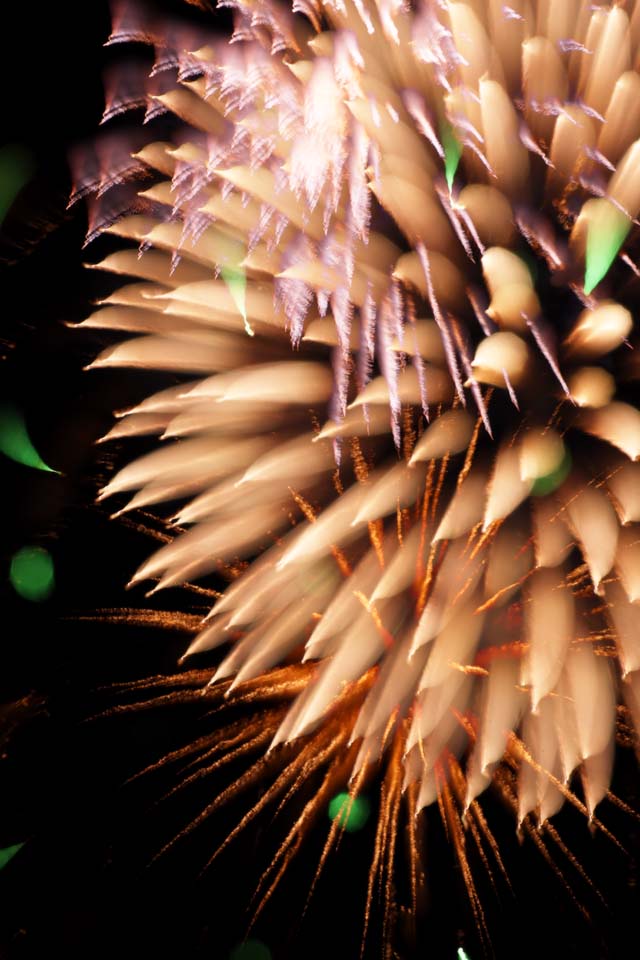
[75,0,640,937]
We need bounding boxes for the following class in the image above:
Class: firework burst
[74,0,640,950]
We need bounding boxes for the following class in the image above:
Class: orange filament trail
[456,414,483,489]
[543,820,605,904]
[475,571,533,613]
[350,435,371,483]
[69,608,206,631]
[449,756,498,895]
[431,453,450,521]
[289,487,318,524]
[440,765,490,949]
[304,744,369,913]
[368,518,385,568]
[415,460,435,586]
[468,519,500,560]
[396,501,404,546]
[468,800,513,891]
[201,726,348,870]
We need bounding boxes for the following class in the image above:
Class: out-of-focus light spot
[440,121,461,192]
[521,250,538,285]
[229,939,272,960]
[531,450,572,497]
[221,263,253,337]
[0,404,58,473]
[584,200,629,295]
[0,144,34,224]
[10,546,55,602]
[457,948,472,960]
[0,843,24,871]
[328,791,371,832]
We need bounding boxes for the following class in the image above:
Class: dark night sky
[0,4,639,959]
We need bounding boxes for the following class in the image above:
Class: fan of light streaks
[76,0,640,878]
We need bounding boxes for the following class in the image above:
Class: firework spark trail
[76,0,640,946]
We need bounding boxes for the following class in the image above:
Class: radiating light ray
[467,799,512,893]
[439,764,491,951]
[302,745,369,919]
[361,727,404,958]
[68,608,205,632]
[200,725,347,873]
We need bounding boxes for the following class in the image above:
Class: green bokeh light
[0,403,58,473]
[520,249,538,285]
[531,449,572,497]
[229,940,272,960]
[457,949,472,960]
[440,121,461,192]
[0,144,34,224]
[584,202,630,295]
[328,792,371,832]
[0,843,24,871]
[221,263,253,337]
[10,547,55,602]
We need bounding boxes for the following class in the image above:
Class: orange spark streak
[449,756,499,895]
[303,743,368,917]
[475,570,533,613]
[368,518,386,568]
[431,452,450,521]
[353,591,394,649]
[415,460,435,586]
[439,762,490,949]
[456,414,483,489]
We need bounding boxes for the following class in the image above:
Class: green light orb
[10,546,55,602]
[530,450,572,497]
[328,792,371,832]
[229,940,272,960]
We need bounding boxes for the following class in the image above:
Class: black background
[0,3,639,958]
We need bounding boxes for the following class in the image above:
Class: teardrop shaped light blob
[0,404,58,473]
